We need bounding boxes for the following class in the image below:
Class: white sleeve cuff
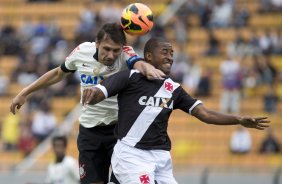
[189,100,202,114]
[95,84,108,98]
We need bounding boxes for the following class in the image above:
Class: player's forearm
[19,67,66,97]
[200,109,241,125]
[192,105,242,125]
[82,87,106,105]
[133,60,148,75]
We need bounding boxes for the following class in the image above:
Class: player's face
[152,42,173,75]
[53,140,66,159]
[96,36,123,66]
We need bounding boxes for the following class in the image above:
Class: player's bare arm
[10,67,69,114]
[191,104,270,130]
[82,87,105,106]
[133,60,165,80]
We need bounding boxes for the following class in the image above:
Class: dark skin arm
[82,87,105,106]
[191,104,270,130]
[82,89,270,130]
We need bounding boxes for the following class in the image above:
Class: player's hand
[138,61,165,80]
[10,95,26,115]
[239,117,270,130]
[145,65,166,80]
[82,88,96,106]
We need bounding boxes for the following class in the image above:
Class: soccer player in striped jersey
[10,23,165,184]
[82,37,270,184]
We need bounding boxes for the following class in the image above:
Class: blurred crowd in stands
[0,0,281,156]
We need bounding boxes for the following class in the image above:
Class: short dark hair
[52,135,68,147]
[96,23,126,45]
[144,37,168,57]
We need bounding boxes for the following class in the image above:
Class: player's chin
[103,60,115,66]
[161,66,171,76]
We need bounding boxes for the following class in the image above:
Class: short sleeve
[60,45,81,73]
[122,46,143,69]
[174,86,202,114]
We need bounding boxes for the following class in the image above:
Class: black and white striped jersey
[96,70,202,151]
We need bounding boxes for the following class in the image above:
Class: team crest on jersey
[164,81,173,92]
[139,174,150,184]
[123,46,136,57]
[79,163,86,179]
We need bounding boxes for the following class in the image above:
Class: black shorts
[77,124,118,184]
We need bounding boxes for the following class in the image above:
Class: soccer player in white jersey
[82,38,270,184]
[45,135,80,184]
[10,23,165,184]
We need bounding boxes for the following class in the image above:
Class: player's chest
[77,60,125,86]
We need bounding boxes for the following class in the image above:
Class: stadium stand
[0,0,281,174]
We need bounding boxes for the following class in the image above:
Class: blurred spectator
[45,135,80,184]
[203,29,220,56]
[1,113,20,151]
[254,54,278,85]
[271,0,282,11]
[259,0,273,13]
[198,3,212,28]
[0,70,9,96]
[50,40,69,66]
[150,20,167,38]
[0,24,22,56]
[170,45,189,83]
[263,85,279,113]
[31,101,56,144]
[16,56,38,86]
[209,0,233,28]
[195,66,212,97]
[174,17,188,46]
[242,67,259,97]
[18,17,35,43]
[227,29,251,57]
[233,3,250,28]
[99,0,122,23]
[30,20,50,56]
[248,29,261,55]
[230,126,252,154]
[183,57,202,95]
[259,29,273,55]
[75,1,98,44]
[18,122,35,157]
[259,128,280,154]
[220,56,242,113]
[273,29,282,55]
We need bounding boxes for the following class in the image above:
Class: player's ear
[95,39,99,48]
[144,52,152,62]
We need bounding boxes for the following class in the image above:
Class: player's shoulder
[77,42,97,54]
[164,77,182,92]
[121,45,137,57]
[63,156,77,165]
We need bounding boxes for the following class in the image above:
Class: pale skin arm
[10,67,70,114]
[191,104,270,130]
[133,60,165,80]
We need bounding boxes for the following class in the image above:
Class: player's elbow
[192,105,212,124]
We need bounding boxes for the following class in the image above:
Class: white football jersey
[61,42,142,127]
[45,155,79,184]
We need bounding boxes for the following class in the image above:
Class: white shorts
[111,141,178,184]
